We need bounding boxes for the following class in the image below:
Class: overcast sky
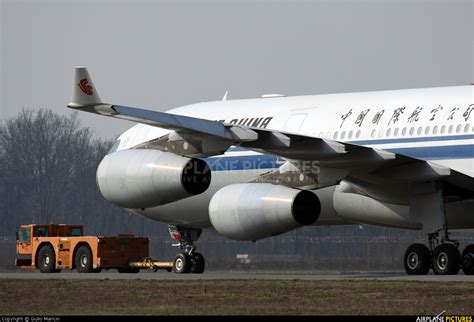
[1,0,472,139]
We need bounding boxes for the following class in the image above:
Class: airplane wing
[68,68,257,142]
[242,129,474,200]
[68,67,474,200]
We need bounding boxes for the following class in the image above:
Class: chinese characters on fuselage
[339,104,474,129]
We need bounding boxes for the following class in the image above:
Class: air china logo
[78,78,93,96]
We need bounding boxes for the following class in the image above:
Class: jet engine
[209,183,321,241]
[96,149,211,208]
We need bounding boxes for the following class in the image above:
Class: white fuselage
[112,85,474,228]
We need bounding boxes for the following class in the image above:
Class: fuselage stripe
[348,134,474,145]
[204,144,474,171]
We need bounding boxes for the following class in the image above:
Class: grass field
[0,279,473,315]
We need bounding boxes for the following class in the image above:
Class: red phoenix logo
[78,78,93,96]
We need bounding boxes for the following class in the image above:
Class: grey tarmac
[1,271,473,282]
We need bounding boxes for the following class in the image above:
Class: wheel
[173,253,191,274]
[189,252,205,274]
[75,245,93,273]
[404,243,431,275]
[37,245,56,273]
[461,244,474,275]
[117,267,140,273]
[432,244,461,275]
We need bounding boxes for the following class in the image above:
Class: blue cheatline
[387,144,474,160]
[225,134,474,151]
[203,154,279,171]
[204,144,474,171]
[348,134,474,145]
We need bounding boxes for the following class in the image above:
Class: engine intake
[209,183,320,241]
[96,149,211,208]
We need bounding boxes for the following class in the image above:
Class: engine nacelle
[96,149,211,209]
[333,181,416,229]
[209,183,321,241]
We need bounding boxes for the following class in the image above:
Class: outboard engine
[96,149,211,208]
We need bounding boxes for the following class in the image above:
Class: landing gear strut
[168,225,205,274]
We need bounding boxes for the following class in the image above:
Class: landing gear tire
[75,245,93,273]
[404,243,431,275]
[461,244,474,275]
[38,245,56,273]
[433,244,461,275]
[173,253,191,274]
[190,252,205,274]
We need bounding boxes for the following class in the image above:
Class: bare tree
[0,108,167,243]
[1,109,90,223]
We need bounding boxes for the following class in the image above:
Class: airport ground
[0,272,473,315]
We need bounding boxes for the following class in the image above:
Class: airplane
[68,67,474,275]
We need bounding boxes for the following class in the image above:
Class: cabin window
[386,128,392,137]
[448,125,454,134]
[440,125,446,134]
[333,132,339,140]
[417,127,422,135]
[394,128,399,137]
[409,127,415,136]
[464,124,470,133]
[378,129,384,138]
[348,130,353,139]
[456,125,462,133]
[433,126,438,135]
[341,131,346,140]
[402,127,407,136]
[424,126,430,135]
[356,130,361,138]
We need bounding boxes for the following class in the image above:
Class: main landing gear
[404,229,474,275]
[404,182,474,275]
[168,225,205,274]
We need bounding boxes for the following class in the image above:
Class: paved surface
[0,271,473,281]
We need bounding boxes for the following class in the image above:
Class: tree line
[0,109,167,238]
